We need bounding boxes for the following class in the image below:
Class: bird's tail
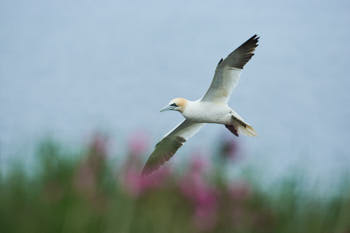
[239,124,257,136]
[227,114,257,137]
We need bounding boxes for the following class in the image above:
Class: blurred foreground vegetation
[1,134,350,233]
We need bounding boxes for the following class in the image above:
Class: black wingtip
[141,160,160,177]
[246,34,260,46]
[250,34,260,41]
[243,34,259,47]
[230,34,260,69]
[141,168,151,177]
[141,165,155,177]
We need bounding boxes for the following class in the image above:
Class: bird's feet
[225,124,239,137]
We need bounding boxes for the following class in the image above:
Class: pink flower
[139,166,170,191]
[179,155,217,231]
[180,156,209,199]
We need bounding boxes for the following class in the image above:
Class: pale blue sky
[1,0,350,182]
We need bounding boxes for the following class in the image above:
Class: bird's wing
[142,120,204,175]
[201,35,259,103]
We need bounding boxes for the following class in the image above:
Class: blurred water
[1,0,350,183]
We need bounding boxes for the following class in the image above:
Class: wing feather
[142,120,204,175]
[201,35,259,103]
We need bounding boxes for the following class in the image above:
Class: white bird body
[143,35,260,175]
[183,101,234,124]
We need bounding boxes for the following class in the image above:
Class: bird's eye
[170,103,178,107]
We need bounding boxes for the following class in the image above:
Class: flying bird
[143,35,259,175]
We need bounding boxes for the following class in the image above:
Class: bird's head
[160,98,188,113]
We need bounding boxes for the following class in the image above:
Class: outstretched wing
[142,120,204,175]
[201,35,259,103]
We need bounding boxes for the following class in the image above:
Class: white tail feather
[239,124,257,136]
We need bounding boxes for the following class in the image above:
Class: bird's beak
[160,105,174,112]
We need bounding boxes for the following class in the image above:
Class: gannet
[143,35,259,175]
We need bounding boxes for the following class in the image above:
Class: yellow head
[160,98,188,113]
